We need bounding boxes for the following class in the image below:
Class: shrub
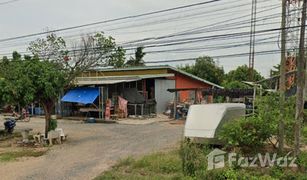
[303,125,307,144]
[48,119,57,131]
[297,151,307,171]
[201,168,277,180]
[179,139,210,177]
[219,94,296,152]
[219,116,271,153]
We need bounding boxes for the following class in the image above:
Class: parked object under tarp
[123,88,145,104]
[184,103,246,143]
[61,87,99,104]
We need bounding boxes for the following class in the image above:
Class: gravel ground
[0,116,183,180]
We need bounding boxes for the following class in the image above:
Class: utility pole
[278,0,287,153]
[248,0,257,81]
[294,0,306,156]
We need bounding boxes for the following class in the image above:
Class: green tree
[28,32,121,82]
[28,32,119,136]
[126,47,146,67]
[107,47,126,68]
[225,65,263,82]
[1,32,120,137]
[0,53,35,107]
[25,58,66,136]
[222,81,250,89]
[179,56,224,85]
[270,64,280,77]
[0,55,66,137]
[223,65,264,88]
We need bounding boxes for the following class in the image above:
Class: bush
[303,125,307,144]
[219,94,296,152]
[297,151,307,171]
[201,168,277,180]
[179,139,210,177]
[219,116,271,153]
[48,119,57,131]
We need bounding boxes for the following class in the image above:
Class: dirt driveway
[0,117,183,180]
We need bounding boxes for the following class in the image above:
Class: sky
[0,0,286,77]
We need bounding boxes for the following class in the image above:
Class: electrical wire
[0,0,21,5]
[0,0,223,43]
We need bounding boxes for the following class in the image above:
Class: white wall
[155,79,175,113]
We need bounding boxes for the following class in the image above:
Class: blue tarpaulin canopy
[61,87,99,104]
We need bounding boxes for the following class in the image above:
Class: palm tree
[126,47,146,67]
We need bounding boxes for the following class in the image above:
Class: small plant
[297,151,307,171]
[48,119,57,131]
[219,116,270,153]
[303,125,307,144]
[179,138,210,177]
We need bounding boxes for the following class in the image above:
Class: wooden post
[31,103,34,116]
[99,87,103,119]
[174,92,178,119]
[278,0,287,153]
[194,90,198,104]
[253,85,256,114]
[294,0,307,156]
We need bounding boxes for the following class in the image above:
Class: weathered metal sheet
[155,79,175,113]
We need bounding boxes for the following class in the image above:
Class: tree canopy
[0,52,35,107]
[0,32,123,136]
[222,65,264,89]
[126,47,146,67]
[179,56,224,85]
[179,57,265,88]
[0,53,67,136]
[224,64,263,82]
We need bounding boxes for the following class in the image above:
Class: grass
[95,150,188,180]
[303,125,307,144]
[0,149,47,162]
[95,148,307,180]
[0,131,22,141]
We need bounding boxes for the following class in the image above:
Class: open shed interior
[60,78,161,119]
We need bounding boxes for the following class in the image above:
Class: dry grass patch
[0,149,47,162]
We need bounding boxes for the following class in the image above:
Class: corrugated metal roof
[89,65,169,72]
[87,65,223,89]
[77,79,138,85]
[75,74,174,85]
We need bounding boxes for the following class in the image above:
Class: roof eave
[168,66,224,89]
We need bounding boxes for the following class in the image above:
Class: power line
[0,0,21,5]
[0,0,222,43]
[1,25,304,58]
[122,4,281,45]
[0,1,280,50]
[0,18,283,51]
[144,49,286,64]
[0,0,277,49]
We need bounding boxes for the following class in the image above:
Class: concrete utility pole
[278,0,287,153]
[295,0,306,156]
[248,0,257,81]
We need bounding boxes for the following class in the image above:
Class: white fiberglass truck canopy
[184,103,246,140]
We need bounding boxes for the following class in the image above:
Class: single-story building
[60,65,223,119]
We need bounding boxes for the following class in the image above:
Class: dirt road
[0,117,183,180]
